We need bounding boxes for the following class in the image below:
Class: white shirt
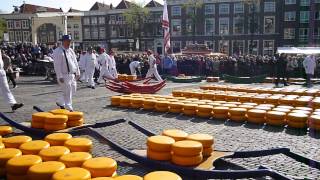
[79,54,86,70]
[303,55,316,75]
[107,55,116,70]
[98,53,108,69]
[53,47,80,79]
[130,61,140,69]
[85,53,98,69]
[148,54,156,69]
[0,51,3,70]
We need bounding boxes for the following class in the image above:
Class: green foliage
[182,0,203,39]
[0,18,7,41]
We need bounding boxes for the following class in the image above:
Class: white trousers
[57,74,77,111]
[85,67,95,87]
[80,69,86,82]
[130,66,137,75]
[97,68,108,83]
[0,69,16,105]
[110,69,118,79]
[146,67,163,81]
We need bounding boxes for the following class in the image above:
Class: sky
[0,0,162,13]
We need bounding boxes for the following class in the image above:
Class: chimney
[110,3,113,9]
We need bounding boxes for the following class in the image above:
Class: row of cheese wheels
[206,77,220,82]
[31,109,84,131]
[199,84,319,97]
[118,74,137,81]
[147,129,214,166]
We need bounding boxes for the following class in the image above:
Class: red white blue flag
[162,0,171,54]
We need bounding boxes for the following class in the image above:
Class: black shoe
[56,102,65,109]
[91,86,95,89]
[11,103,24,111]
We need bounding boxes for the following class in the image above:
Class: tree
[0,18,7,41]
[183,0,203,43]
[123,1,150,51]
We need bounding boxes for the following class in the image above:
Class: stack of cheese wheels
[147,136,175,161]
[183,104,198,116]
[59,152,92,167]
[255,105,272,111]
[44,114,68,131]
[114,175,143,180]
[287,113,308,128]
[64,138,92,152]
[3,135,32,148]
[296,107,313,112]
[265,96,279,105]
[52,167,91,180]
[82,157,117,178]
[45,133,73,146]
[144,171,182,180]
[127,75,137,81]
[162,129,188,141]
[111,96,121,106]
[119,97,131,108]
[169,102,184,113]
[229,108,247,122]
[31,112,53,129]
[214,93,226,101]
[196,105,213,118]
[0,126,13,136]
[143,99,157,110]
[251,96,265,104]
[50,109,70,115]
[6,155,42,180]
[212,106,229,119]
[272,107,291,116]
[291,110,311,116]
[266,111,286,126]
[155,101,170,112]
[308,115,320,130]
[39,146,70,161]
[187,134,214,157]
[66,111,84,127]
[202,93,214,101]
[27,161,65,180]
[19,140,50,155]
[247,109,266,124]
[0,148,22,177]
[171,140,203,166]
[130,98,144,109]
[294,98,309,107]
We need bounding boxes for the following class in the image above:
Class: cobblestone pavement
[1,76,320,179]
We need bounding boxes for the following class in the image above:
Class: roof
[90,2,111,11]
[17,3,62,14]
[68,8,81,12]
[115,0,135,9]
[145,0,163,8]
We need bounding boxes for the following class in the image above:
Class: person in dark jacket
[275,53,288,87]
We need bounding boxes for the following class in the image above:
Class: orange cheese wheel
[183,109,196,116]
[266,119,286,126]
[45,115,68,124]
[31,121,44,129]
[119,102,130,108]
[309,115,320,125]
[50,109,70,115]
[0,148,22,166]
[6,173,28,180]
[266,111,286,120]
[52,167,91,180]
[92,177,114,180]
[6,155,42,175]
[44,123,67,131]
[19,140,50,155]
[130,98,144,104]
[67,119,84,127]
[155,106,169,112]
[229,115,247,122]
[0,126,13,136]
[114,175,142,180]
[147,149,171,161]
[287,113,308,123]
[186,134,214,148]
[197,105,213,113]
[183,104,198,111]
[287,121,307,128]
[277,105,294,110]
[66,112,84,121]
[32,112,53,123]
[172,140,202,157]
[110,96,121,106]
[213,106,229,114]
[0,143,4,149]
[171,154,203,166]
[131,103,143,109]
[45,133,72,146]
[143,104,155,110]
[169,102,184,109]
[27,161,66,180]
[59,152,92,167]
[169,108,182,113]
[290,110,311,116]
[247,109,266,118]
[144,171,182,180]
[39,146,70,161]
[147,136,175,152]
[3,136,32,148]
[229,108,247,116]
[203,147,213,157]
[272,108,291,114]
[82,157,117,177]
[162,129,188,141]
[156,101,169,108]
[247,117,265,124]
[0,167,5,177]
[64,138,92,152]
[243,103,258,106]
[196,111,212,118]
[213,113,228,119]
[255,106,272,111]
[295,107,312,111]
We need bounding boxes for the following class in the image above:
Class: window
[14,21,21,29]
[67,25,72,29]
[171,6,181,16]
[232,40,245,55]
[315,28,320,39]
[99,17,105,24]
[49,31,55,42]
[284,11,296,21]
[234,3,244,14]
[99,27,105,39]
[84,28,90,39]
[186,19,193,34]
[91,17,97,25]
[205,4,215,15]
[186,7,195,15]
[315,11,320,20]
[83,17,90,25]
[219,4,229,14]
[284,28,295,39]
[219,40,229,54]
[248,40,259,55]
[22,20,29,29]
[186,41,194,46]
[74,31,80,40]
[15,31,22,42]
[285,0,296,4]
[109,15,116,24]
[172,41,181,53]
[263,40,274,55]
[299,28,309,39]
[119,27,125,37]
[22,31,30,42]
[205,18,215,35]
[264,16,275,34]
[171,19,181,36]
[205,41,214,50]
[8,31,14,42]
[219,18,229,35]
[7,21,14,29]
[91,27,98,39]
[127,27,133,37]
[264,2,275,12]
[117,15,123,22]
[233,17,244,34]
[111,26,117,37]
[300,0,310,6]
[300,11,310,23]
[74,24,79,29]
[249,2,260,13]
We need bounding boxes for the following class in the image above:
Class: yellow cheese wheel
[247,109,266,118]
[222,104,237,108]
[64,138,92,152]
[0,148,22,166]
[229,115,247,122]
[82,157,117,178]
[52,167,91,180]
[19,140,50,155]
[147,136,175,152]
[258,104,275,108]
[212,113,228,119]
[266,111,286,120]
[183,109,196,116]
[197,105,213,113]
[3,136,32,148]
[119,102,130,108]
[0,143,4,149]
[255,106,272,111]
[169,102,184,109]
[309,115,320,125]
[32,112,53,123]
[27,161,66,180]
[290,110,311,116]
[143,99,157,105]
[186,134,214,148]
[309,123,320,130]
[67,119,84,127]
[50,109,70,115]
[162,129,188,141]
[169,108,182,114]
[156,101,169,107]
[39,146,70,161]
[172,140,202,157]
[44,123,67,131]
[66,112,84,121]
[0,167,5,177]
[59,152,92,167]
[229,108,247,116]
[295,107,312,111]
[6,155,42,175]
[203,147,213,157]
[277,105,294,110]
[287,113,308,123]
[0,126,13,136]
[155,106,169,112]
[45,133,72,146]
[110,96,121,106]
[196,111,212,118]
[144,171,182,180]
[91,177,114,180]
[272,108,291,114]
[287,121,307,128]
[171,154,203,166]
[266,119,286,126]
[114,175,143,180]
[183,104,198,111]
[45,115,68,124]
[143,104,155,110]
[31,121,44,129]
[147,149,171,161]
[247,117,266,124]
[6,173,28,180]
[243,102,258,106]
[131,103,143,109]
[213,106,229,114]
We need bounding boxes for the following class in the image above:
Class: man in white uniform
[53,35,80,111]
[84,47,97,89]
[107,50,118,79]
[0,50,23,112]
[129,61,141,75]
[97,48,113,83]
[146,50,162,81]
[303,54,316,88]
[78,51,87,83]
